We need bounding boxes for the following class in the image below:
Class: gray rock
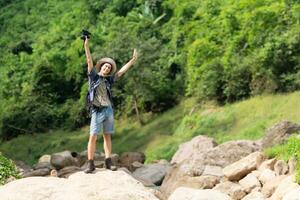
[260,121,300,148]
[50,151,80,170]
[133,163,171,186]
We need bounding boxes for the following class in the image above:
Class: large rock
[50,151,80,170]
[223,151,265,181]
[171,135,217,164]
[168,187,231,200]
[213,181,246,200]
[161,138,261,199]
[132,163,171,185]
[269,175,299,200]
[260,121,300,148]
[0,170,159,200]
[239,173,261,193]
[119,152,145,171]
[283,187,300,200]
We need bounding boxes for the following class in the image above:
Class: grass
[1,91,300,166]
[265,137,300,184]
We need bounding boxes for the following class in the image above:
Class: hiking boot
[105,157,117,171]
[84,160,95,173]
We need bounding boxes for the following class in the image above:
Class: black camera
[80,29,91,40]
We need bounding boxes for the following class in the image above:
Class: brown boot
[84,160,95,173]
[105,158,117,171]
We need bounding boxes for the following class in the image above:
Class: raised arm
[84,37,94,73]
[114,49,138,80]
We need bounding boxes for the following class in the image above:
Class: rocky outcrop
[160,136,262,198]
[260,120,300,148]
[0,170,159,200]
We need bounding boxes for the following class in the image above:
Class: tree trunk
[133,95,144,126]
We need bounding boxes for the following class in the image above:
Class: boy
[84,36,138,173]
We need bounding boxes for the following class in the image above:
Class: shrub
[0,153,20,185]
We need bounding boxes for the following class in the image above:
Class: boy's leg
[103,133,112,158]
[88,135,97,160]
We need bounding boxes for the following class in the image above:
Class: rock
[239,173,261,193]
[261,175,287,198]
[258,158,276,171]
[131,161,144,171]
[50,151,80,170]
[78,151,105,166]
[57,166,81,178]
[38,155,51,163]
[223,151,265,181]
[0,170,159,200]
[274,160,289,176]
[202,165,224,177]
[22,168,51,177]
[119,152,145,171]
[132,163,171,186]
[184,175,220,189]
[258,169,276,185]
[203,140,262,168]
[171,135,217,164]
[14,160,32,175]
[213,181,246,200]
[241,191,265,200]
[282,187,300,200]
[168,187,231,200]
[288,157,297,174]
[161,138,261,199]
[269,175,299,200]
[33,162,52,170]
[260,121,300,148]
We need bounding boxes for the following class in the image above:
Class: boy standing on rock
[83,36,138,173]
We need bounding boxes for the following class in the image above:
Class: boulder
[288,157,297,174]
[57,166,81,178]
[269,175,299,200]
[258,169,276,185]
[0,170,159,200]
[132,163,171,186]
[119,152,145,171]
[168,187,231,200]
[223,151,265,181]
[38,155,51,163]
[171,135,217,164]
[261,175,287,198]
[239,173,261,193]
[283,187,300,200]
[260,121,300,148]
[213,181,246,200]
[241,191,265,200]
[274,160,289,176]
[50,151,80,170]
[258,158,276,171]
[161,138,262,199]
[22,168,51,177]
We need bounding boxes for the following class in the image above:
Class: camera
[80,29,91,40]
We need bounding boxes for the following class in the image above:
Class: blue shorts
[90,106,114,135]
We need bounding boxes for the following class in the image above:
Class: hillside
[1,91,300,165]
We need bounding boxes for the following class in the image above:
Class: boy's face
[100,63,112,76]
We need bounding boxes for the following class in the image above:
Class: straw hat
[95,57,117,76]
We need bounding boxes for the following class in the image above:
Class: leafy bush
[265,137,300,184]
[0,153,20,185]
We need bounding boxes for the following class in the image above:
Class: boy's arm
[84,37,94,74]
[114,49,138,81]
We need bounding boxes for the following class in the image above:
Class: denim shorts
[90,106,114,135]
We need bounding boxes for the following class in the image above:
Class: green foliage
[1,0,300,140]
[265,137,300,184]
[0,153,20,185]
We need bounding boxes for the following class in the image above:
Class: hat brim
[95,58,117,76]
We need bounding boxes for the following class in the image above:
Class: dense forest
[0,0,300,140]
